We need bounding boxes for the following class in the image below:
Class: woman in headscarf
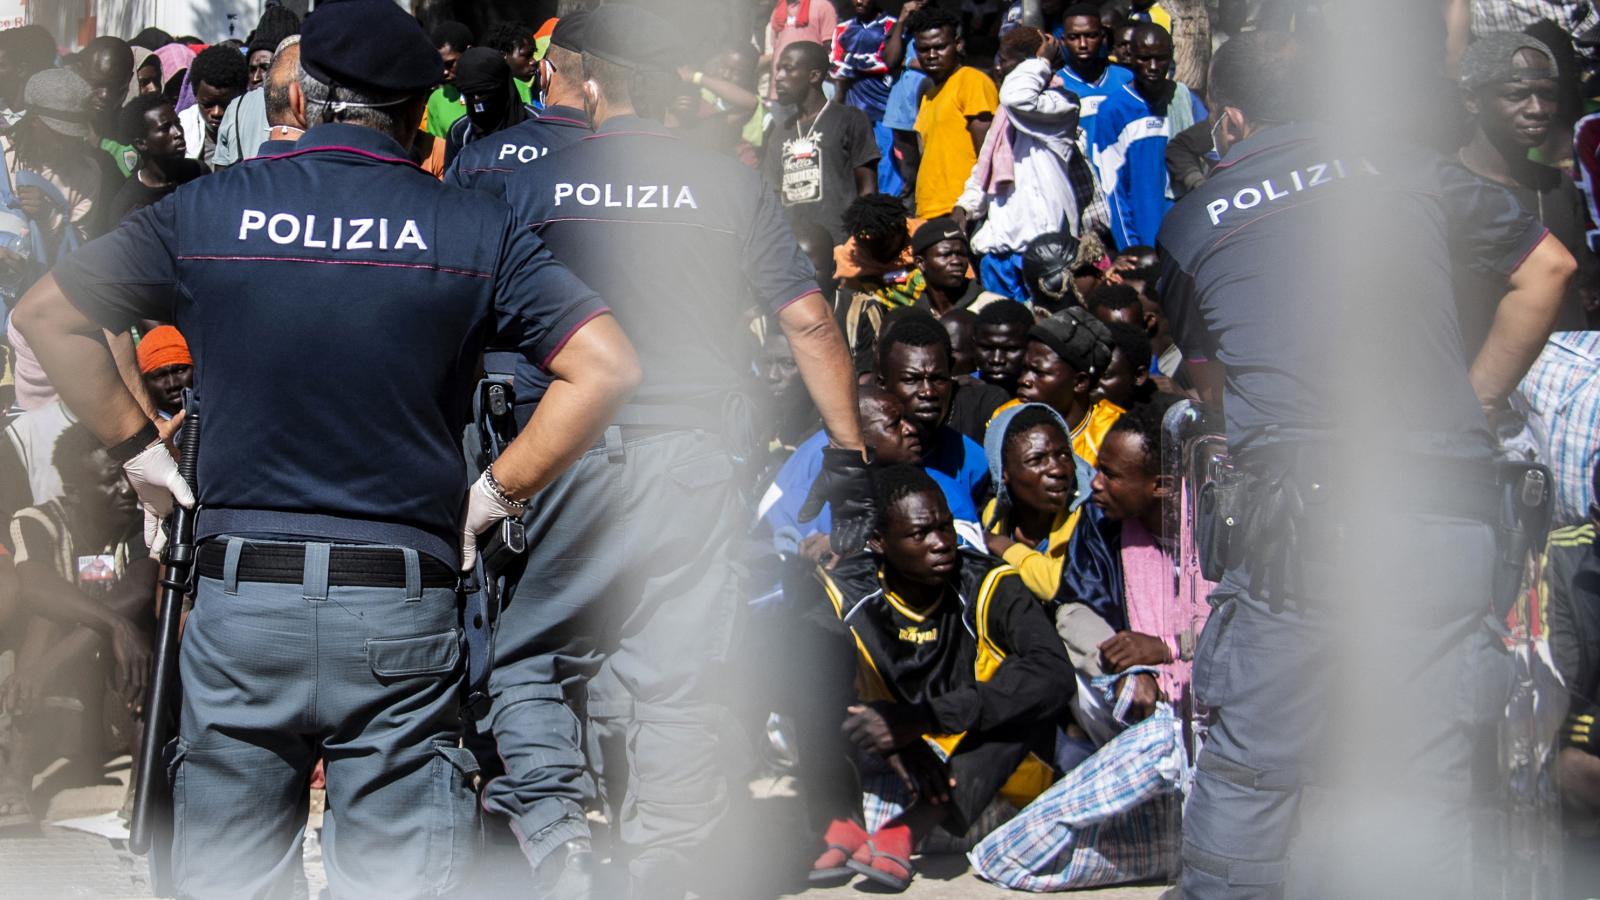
[442,47,534,171]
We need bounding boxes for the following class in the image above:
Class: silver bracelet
[482,466,527,509]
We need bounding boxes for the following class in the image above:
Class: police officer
[13,1,640,896]
[444,12,594,199]
[488,6,865,898]
[1156,31,1577,899]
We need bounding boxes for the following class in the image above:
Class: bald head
[264,41,303,129]
[1128,23,1173,96]
[859,384,923,465]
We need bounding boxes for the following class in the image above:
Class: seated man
[1,424,154,826]
[1015,307,1121,466]
[876,312,992,501]
[1538,458,1600,891]
[760,385,978,557]
[979,403,1120,628]
[968,401,1204,891]
[797,465,1073,892]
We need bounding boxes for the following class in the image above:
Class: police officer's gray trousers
[1179,516,1510,899]
[482,429,741,897]
[172,538,477,899]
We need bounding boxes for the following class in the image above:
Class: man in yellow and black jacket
[791,464,1073,893]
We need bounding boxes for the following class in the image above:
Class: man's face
[1062,14,1105,67]
[80,49,133,117]
[194,80,240,138]
[917,238,970,291]
[773,47,817,106]
[63,449,140,528]
[861,396,925,465]
[1098,346,1141,408]
[1111,25,1136,62]
[143,363,192,417]
[879,343,953,435]
[137,58,162,94]
[1091,430,1158,523]
[440,44,464,84]
[248,49,273,91]
[1475,51,1559,150]
[849,0,876,17]
[874,490,958,585]
[465,86,508,131]
[943,315,976,376]
[913,26,962,83]
[1130,30,1173,95]
[505,40,537,83]
[1003,425,1076,516]
[136,103,186,160]
[762,335,800,400]
[1015,340,1081,412]
[974,322,1029,388]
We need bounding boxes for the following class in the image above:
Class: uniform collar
[1212,122,1317,174]
[590,114,673,139]
[284,123,419,168]
[538,104,589,127]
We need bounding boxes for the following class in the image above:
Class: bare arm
[13,274,150,446]
[490,314,641,498]
[967,113,994,156]
[854,164,878,196]
[1443,0,1470,78]
[778,292,864,451]
[1469,233,1576,410]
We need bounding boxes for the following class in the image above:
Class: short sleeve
[1439,161,1547,279]
[492,220,612,371]
[53,196,182,330]
[1156,246,1216,363]
[846,109,880,171]
[742,180,821,313]
[957,68,999,118]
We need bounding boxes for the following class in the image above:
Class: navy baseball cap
[301,0,442,96]
[550,10,590,54]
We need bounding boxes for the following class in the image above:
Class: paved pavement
[0,762,1168,899]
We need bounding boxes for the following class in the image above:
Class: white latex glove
[123,437,195,559]
[460,468,525,571]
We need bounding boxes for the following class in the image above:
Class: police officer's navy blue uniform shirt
[1155,123,1547,460]
[52,122,609,564]
[443,105,590,198]
[500,113,818,426]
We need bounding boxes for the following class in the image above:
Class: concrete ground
[0,760,1169,899]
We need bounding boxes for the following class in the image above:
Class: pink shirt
[1120,518,1210,712]
[766,0,838,99]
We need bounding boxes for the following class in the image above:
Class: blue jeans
[172,538,474,899]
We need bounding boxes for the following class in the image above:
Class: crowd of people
[0,0,1595,898]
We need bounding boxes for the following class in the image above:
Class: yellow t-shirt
[913,66,998,219]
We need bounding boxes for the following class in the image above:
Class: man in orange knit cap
[135,325,191,418]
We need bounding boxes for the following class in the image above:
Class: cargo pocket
[426,744,481,896]
[165,738,190,888]
[366,629,461,681]
[1191,596,1238,711]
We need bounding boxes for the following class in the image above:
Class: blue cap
[301,0,442,96]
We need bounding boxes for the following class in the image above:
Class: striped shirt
[1515,332,1600,524]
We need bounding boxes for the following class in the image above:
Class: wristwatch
[107,421,160,465]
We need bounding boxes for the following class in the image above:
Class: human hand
[123,414,194,559]
[1037,34,1062,66]
[1,671,41,716]
[459,466,525,571]
[109,620,151,712]
[1099,631,1171,672]
[800,447,875,556]
[948,206,970,231]
[13,185,44,220]
[886,742,953,805]
[1126,672,1161,722]
[798,532,838,567]
[843,701,931,755]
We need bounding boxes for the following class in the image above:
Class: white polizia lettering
[551,183,700,210]
[1205,157,1381,226]
[236,210,430,251]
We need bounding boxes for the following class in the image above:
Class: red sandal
[809,818,869,886]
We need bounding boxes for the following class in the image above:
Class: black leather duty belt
[195,541,458,589]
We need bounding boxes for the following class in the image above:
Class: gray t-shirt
[212,90,270,168]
